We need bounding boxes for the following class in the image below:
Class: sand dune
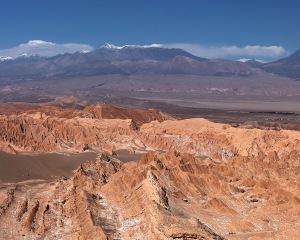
[0,152,96,183]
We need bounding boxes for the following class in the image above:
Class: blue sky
[0,0,299,61]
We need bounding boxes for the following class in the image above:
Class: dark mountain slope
[262,50,300,79]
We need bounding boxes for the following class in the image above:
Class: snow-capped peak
[0,53,43,62]
[103,43,123,49]
[102,43,162,50]
[0,56,13,62]
[79,50,91,54]
[237,58,266,63]
[238,58,251,63]
[17,53,42,59]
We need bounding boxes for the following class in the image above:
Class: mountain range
[0,44,300,81]
[0,44,265,81]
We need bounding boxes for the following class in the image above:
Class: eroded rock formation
[0,103,172,153]
[0,108,299,239]
[0,114,139,153]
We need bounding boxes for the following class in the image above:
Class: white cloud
[162,43,287,61]
[0,40,94,58]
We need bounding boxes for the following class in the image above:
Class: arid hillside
[0,103,172,153]
[0,106,299,239]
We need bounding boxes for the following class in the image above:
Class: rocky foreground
[0,104,299,239]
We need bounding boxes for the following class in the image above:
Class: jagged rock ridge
[0,103,172,153]
[0,111,299,239]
